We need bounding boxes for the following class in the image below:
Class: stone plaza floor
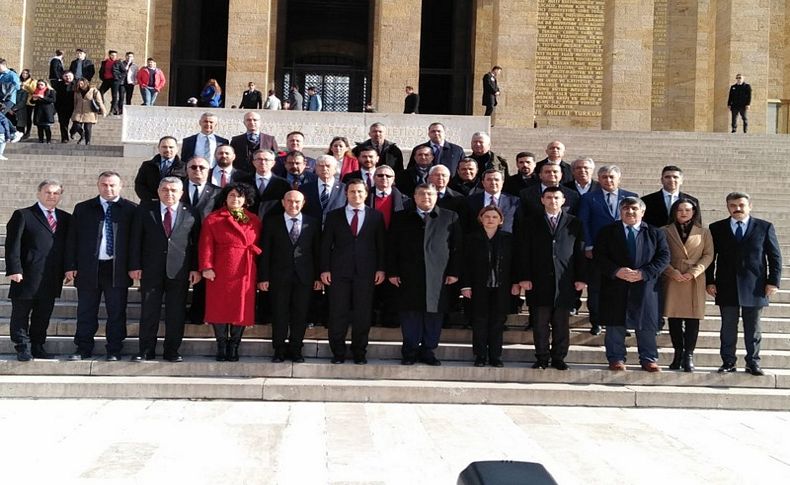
[1,399,788,484]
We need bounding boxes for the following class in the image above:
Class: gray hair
[315,154,338,168]
[374,165,395,175]
[619,196,645,211]
[159,177,183,189]
[200,112,217,120]
[597,165,621,177]
[572,156,595,169]
[428,164,450,176]
[37,179,63,192]
[471,131,490,142]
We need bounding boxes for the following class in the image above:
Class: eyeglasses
[375,174,394,178]
[189,166,208,171]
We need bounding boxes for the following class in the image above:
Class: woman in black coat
[460,206,518,367]
[31,80,56,143]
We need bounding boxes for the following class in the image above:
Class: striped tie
[46,209,57,232]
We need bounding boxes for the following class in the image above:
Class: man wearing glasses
[728,74,751,133]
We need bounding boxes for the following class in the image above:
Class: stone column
[150,0,174,105]
[0,0,25,70]
[472,0,494,116]
[714,0,770,133]
[227,0,274,107]
[371,0,422,113]
[487,0,538,128]
[601,0,654,130]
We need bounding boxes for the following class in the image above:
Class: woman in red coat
[199,182,262,361]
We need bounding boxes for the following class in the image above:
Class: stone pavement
[0,400,788,484]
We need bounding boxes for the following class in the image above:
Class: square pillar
[227,0,274,106]
[371,0,422,113]
[601,0,654,130]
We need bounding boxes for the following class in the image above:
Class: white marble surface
[1,400,788,484]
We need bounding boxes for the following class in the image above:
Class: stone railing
[122,106,490,158]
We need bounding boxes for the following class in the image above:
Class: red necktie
[220,170,228,187]
[350,209,359,236]
[365,172,372,189]
[163,208,173,237]
[46,209,57,232]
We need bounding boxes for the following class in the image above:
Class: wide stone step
[0,374,789,410]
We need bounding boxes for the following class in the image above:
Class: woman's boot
[213,324,228,361]
[227,325,244,362]
[682,352,695,372]
[669,350,683,370]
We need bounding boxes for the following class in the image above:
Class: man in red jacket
[137,58,166,106]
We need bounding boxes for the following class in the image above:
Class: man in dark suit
[519,163,580,219]
[210,144,242,188]
[467,169,519,234]
[594,196,670,372]
[180,112,229,167]
[351,122,404,175]
[642,165,700,228]
[368,165,409,230]
[65,171,137,360]
[425,164,470,232]
[134,136,185,203]
[388,184,462,365]
[578,165,638,335]
[449,158,483,197]
[403,85,419,114]
[273,131,317,176]
[239,82,263,109]
[229,111,279,173]
[518,187,586,370]
[535,140,573,186]
[503,151,538,196]
[48,50,65,84]
[728,74,752,133]
[128,178,201,362]
[342,146,378,191]
[5,180,71,361]
[258,191,321,362]
[320,180,386,364]
[398,145,435,197]
[69,48,95,81]
[406,122,465,175]
[563,156,599,196]
[300,154,346,224]
[482,65,501,117]
[706,192,782,376]
[228,149,289,217]
[281,150,318,189]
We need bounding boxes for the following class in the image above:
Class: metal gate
[282,65,370,112]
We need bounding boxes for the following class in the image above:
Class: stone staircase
[2,119,790,409]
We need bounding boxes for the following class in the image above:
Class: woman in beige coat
[70,77,106,145]
[662,199,714,372]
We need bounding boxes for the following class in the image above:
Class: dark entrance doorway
[170,0,229,107]
[418,0,473,115]
[277,0,370,112]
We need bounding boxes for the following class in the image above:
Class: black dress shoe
[532,360,548,369]
[590,324,601,336]
[551,360,569,371]
[271,354,285,363]
[67,353,91,361]
[682,353,695,372]
[164,354,183,363]
[401,358,415,365]
[16,349,33,362]
[474,357,486,367]
[331,356,345,364]
[291,354,305,363]
[31,344,54,359]
[718,363,737,373]
[745,364,765,376]
[354,357,368,365]
[490,359,504,368]
[105,354,121,362]
[421,356,441,366]
[131,353,155,362]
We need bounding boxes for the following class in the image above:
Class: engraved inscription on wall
[651,0,668,130]
[535,0,604,127]
[28,0,107,79]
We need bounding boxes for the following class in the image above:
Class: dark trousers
[667,317,699,354]
[37,125,52,143]
[123,83,135,105]
[99,79,113,99]
[270,278,312,355]
[484,105,495,116]
[188,279,206,324]
[400,311,444,359]
[57,109,73,142]
[586,262,602,325]
[70,122,93,143]
[532,306,571,362]
[730,107,748,132]
[74,261,129,355]
[9,297,56,350]
[720,305,762,366]
[470,288,506,361]
[327,276,374,358]
[110,81,123,113]
[138,277,189,357]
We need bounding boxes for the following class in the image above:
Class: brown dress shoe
[608,361,626,371]
[641,361,661,372]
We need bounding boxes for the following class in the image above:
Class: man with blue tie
[406,122,465,175]
[594,197,669,372]
[229,111,279,173]
[134,136,185,202]
[65,171,137,360]
[578,165,637,335]
[300,155,346,224]
[706,192,782,376]
[180,112,229,167]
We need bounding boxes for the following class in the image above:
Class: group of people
[5,112,781,376]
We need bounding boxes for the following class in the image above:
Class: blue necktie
[735,221,744,241]
[320,183,329,208]
[104,202,115,257]
[626,225,636,261]
[159,159,171,176]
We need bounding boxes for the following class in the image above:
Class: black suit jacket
[230,133,279,173]
[460,229,515,314]
[406,141,465,175]
[535,159,573,185]
[706,217,782,308]
[5,204,71,299]
[69,58,95,81]
[503,173,538,197]
[258,213,321,286]
[366,187,409,219]
[129,202,200,285]
[65,197,137,289]
[321,207,386,279]
[181,182,220,220]
[180,133,229,164]
[273,154,317,177]
[352,139,405,173]
[239,89,263,109]
[300,179,347,223]
[134,155,186,202]
[641,190,700,228]
[230,171,289,215]
[466,192,520,234]
[518,184,580,219]
[395,166,432,197]
[482,72,498,107]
